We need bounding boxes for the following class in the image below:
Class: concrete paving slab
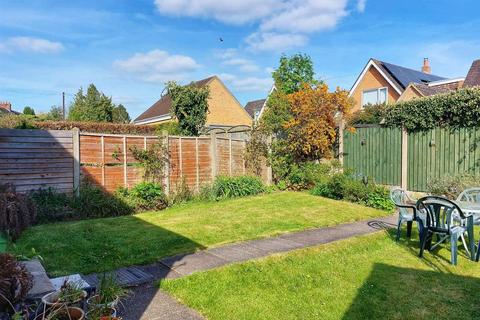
[160,251,228,276]
[245,237,305,254]
[120,283,204,320]
[206,242,268,263]
[22,259,55,299]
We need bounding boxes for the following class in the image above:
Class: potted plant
[45,306,85,320]
[87,274,128,309]
[86,305,119,320]
[42,280,87,308]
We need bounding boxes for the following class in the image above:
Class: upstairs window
[362,87,387,107]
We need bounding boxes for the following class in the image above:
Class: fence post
[101,136,105,186]
[401,128,408,190]
[123,136,127,187]
[229,136,233,176]
[179,137,183,177]
[210,132,217,181]
[162,131,170,195]
[195,137,199,191]
[72,128,80,197]
[338,119,345,165]
[266,135,273,185]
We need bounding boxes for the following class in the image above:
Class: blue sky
[0,0,479,119]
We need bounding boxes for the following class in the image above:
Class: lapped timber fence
[0,128,271,194]
[343,125,480,192]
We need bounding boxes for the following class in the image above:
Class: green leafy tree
[68,84,114,122]
[46,106,63,120]
[23,106,35,116]
[166,81,209,136]
[272,54,317,95]
[112,104,131,123]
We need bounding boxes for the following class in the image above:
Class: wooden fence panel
[0,129,75,193]
[343,126,402,186]
[407,128,480,191]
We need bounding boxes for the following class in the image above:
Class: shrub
[34,120,158,135]
[426,174,479,200]
[0,185,36,241]
[384,87,480,132]
[211,176,265,199]
[285,161,339,190]
[0,253,33,312]
[310,172,394,211]
[0,114,36,129]
[169,178,194,205]
[348,103,387,126]
[117,182,168,211]
[31,183,133,223]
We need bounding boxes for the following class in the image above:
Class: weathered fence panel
[0,129,76,192]
[343,126,402,186]
[343,126,480,192]
[408,128,480,191]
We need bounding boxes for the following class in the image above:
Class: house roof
[134,76,216,123]
[464,59,480,87]
[244,99,266,118]
[372,59,446,89]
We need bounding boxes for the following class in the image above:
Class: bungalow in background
[133,75,252,129]
[244,99,266,121]
[0,101,20,115]
[349,58,480,111]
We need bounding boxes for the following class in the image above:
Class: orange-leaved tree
[283,83,353,161]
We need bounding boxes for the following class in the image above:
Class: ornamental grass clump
[211,176,265,200]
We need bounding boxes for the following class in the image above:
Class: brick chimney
[422,58,431,74]
[0,101,12,112]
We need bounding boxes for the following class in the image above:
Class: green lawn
[11,192,387,276]
[161,230,480,320]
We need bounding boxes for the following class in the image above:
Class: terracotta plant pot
[87,295,119,309]
[47,307,85,320]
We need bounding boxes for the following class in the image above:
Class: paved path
[121,215,397,320]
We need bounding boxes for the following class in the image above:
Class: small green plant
[118,182,168,211]
[130,138,169,184]
[169,177,193,205]
[58,280,85,305]
[310,172,394,212]
[426,173,479,200]
[92,273,128,305]
[211,176,265,200]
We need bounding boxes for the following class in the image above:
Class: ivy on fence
[384,87,480,132]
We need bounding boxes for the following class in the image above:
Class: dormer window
[362,87,387,107]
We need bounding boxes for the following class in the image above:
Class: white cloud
[216,49,260,73]
[0,36,64,53]
[114,49,200,82]
[246,32,307,51]
[154,0,277,24]
[154,0,351,52]
[219,73,272,92]
[357,0,366,13]
[259,0,348,34]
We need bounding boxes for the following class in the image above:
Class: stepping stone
[50,274,91,290]
[82,266,154,288]
[22,259,55,299]
[160,251,227,276]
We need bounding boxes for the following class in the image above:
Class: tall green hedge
[384,87,480,132]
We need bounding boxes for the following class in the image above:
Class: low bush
[310,172,395,211]
[0,185,36,241]
[283,160,341,190]
[169,178,194,205]
[348,103,387,126]
[0,253,33,312]
[31,183,133,224]
[116,182,168,211]
[426,174,478,200]
[211,176,265,199]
